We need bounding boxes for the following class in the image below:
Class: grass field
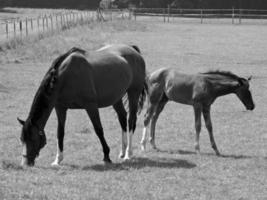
[0,13,267,200]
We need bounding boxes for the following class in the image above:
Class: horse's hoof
[195,149,201,155]
[140,144,146,151]
[123,156,131,161]
[123,153,132,161]
[51,162,61,167]
[103,157,112,164]
[118,152,125,159]
[151,145,159,151]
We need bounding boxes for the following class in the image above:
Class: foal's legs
[202,105,220,156]
[193,103,202,154]
[124,91,139,160]
[141,85,164,151]
[86,106,111,163]
[149,95,168,149]
[140,101,158,151]
[51,106,67,166]
[113,100,127,158]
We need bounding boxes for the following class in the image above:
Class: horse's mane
[201,70,240,80]
[29,47,86,120]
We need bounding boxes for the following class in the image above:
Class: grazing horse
[17,44,148,166]
[140,68,255,156]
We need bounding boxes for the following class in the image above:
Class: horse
[17,44,148,166]
[140,67,255,156]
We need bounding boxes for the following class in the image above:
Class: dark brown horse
[17,44,148,166]
[140,67,255,156]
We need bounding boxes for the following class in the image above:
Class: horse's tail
[137,73,150,114]
[122,72,149,115]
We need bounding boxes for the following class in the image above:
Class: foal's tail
[137,74,149,114]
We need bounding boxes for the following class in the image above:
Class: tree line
[0,0,101,9]
[114,0,267,9]
[1,0,267,10]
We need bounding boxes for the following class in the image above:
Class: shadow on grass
[83,157,196,171]
[153,148,253,160]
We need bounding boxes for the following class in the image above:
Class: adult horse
[17,44,148,166]
[140,67,255,156]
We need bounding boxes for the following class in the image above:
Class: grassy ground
[0,16,267,200]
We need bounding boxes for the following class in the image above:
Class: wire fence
[132,8,267,24]
[0,9,131,44]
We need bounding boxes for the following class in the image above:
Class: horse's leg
[86,106,111,163]
[140,101,157,151]
[124,91,139,160]
[149,94,168,149]
[193,103,202,154]
[113,100,127,158]
[51,106,67,166]
[202,105,220,156]
[141,85,164,151]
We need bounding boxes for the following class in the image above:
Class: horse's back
[56,45,146,108]
[149,68,206,105]
[93,44,146,89]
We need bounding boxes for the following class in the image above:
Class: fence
[132,8,267,24]
[0,9,131,44]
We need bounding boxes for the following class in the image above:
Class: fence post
[239,9,242,24]
[37,17,39,32]
[134,9,137,21]
[50,15,53,31]
[162,8,165,22]
[5,22,8,39]
[19,20,22,37]
[25,18,28,36]
[46,15,49,29]
[201,9,203,24]
[167,5,170,22]
[31,18,33,30]
[13,21,16,37]
[42,16,45,32]
[60,14,63,28]
[232,7,235,24]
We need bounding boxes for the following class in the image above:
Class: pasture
[0,11,267,199]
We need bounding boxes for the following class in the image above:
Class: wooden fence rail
[0,9,131,43]
[132,8,267,24]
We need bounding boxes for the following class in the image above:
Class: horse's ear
[17,117,25,126]
[237,78,243,86]
[248,76,252,81]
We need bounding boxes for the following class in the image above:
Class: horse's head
[235,76,255,110]
[17,118,46,166]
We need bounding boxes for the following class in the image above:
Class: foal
[141,68,255,156]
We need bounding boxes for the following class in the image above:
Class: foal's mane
[201,70,240,80]
[29,47,86,121]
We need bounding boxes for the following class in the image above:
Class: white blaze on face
[21,144,27,166]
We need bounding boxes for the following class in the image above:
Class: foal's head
[17,118,46,166]
[235,77,255,110]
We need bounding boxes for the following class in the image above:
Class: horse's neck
[28,89,56,130]
[209,77,238,97]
